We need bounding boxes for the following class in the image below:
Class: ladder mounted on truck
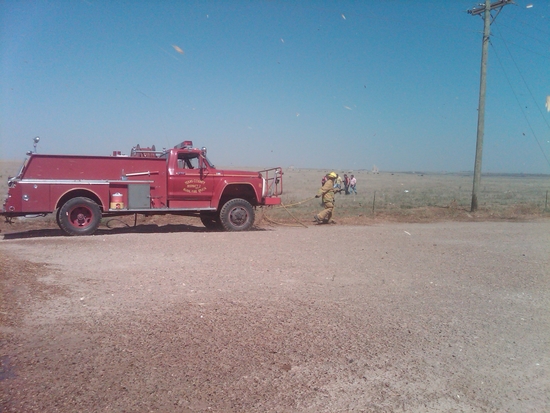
[129,144,166,158]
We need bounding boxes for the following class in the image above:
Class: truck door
[167,152,215,208]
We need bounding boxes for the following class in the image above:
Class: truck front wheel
[219,198,255,231]
[59,197,102,236]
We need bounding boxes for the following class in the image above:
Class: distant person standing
[334,174,343,192]
[349,174,357,194]
[314,172,340,224]
[343,174,350,195]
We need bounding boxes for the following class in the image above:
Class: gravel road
[1,221,549,412]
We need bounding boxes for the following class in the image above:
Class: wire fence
[267,171,550,222]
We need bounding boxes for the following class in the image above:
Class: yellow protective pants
[317,201,334,222]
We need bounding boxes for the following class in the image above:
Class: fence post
[545,190,548,211]
[372,191,376,215]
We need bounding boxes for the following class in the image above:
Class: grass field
[1,160,549,229]
[267,168,550,225]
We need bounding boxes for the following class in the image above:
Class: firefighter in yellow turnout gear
[314,172,339,224]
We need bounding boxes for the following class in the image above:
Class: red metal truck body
[2,142,283,234]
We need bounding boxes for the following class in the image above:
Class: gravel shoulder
[1,221,549,412]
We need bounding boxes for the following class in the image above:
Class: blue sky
[1,0,549,173]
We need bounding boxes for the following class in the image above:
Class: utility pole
[468,0,513,212]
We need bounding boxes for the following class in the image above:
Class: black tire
[58,197,102,236]
[219,198,255,231]
[200,211,222,230]
[55,208,62,228]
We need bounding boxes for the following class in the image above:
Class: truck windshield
[203,155,215,168]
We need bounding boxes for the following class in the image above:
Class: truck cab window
[177,154,199,169]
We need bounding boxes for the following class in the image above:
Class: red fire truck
[2,140,283,235]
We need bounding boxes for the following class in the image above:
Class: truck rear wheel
[219,198,255,231]
[200,211,222,230]
[58,197,102,236]
[55,208,62,228]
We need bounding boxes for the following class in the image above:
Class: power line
[489,40,550,169]
[494,26,550,132]
[497,22,550,48]
[504,8,550,37]
[488,32,550,60]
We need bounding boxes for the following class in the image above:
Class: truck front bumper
[263,197,281,206]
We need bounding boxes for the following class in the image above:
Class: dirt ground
[1,219,549,412]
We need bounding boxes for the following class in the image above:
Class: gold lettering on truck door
[183,179,207,194]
